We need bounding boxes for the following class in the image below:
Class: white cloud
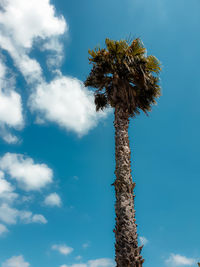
[0,86,23,126]
[42,37,64,69]
[0,203,47,225]
[0,0,67,83]
[19,211,47,224]
[165,254,196,266]
[29,76,108,136]
[0,36,43,83]
[0,152,61,232]
[0,0,66,49]
[0,153,53,191]
[0,223,9,235]
[60,258,115,267]
[0,61,23,143]
[139,236,148,246]
[0,204,18,224]
[1,133,19,144]
[0,190,18,204]
[32,214,47,224]
[2,255,30,267]
[52,244,74,256]
[0,170,4,179]
[0,175,18,204]
[88,259,114,267]
[0,176,13,194]
[44,193,62,207]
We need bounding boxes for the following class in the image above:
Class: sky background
[0,0,200,267]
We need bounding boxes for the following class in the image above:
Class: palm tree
[85,38,161,267]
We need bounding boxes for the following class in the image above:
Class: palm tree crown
[84,38,161,116]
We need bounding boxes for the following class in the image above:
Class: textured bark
[113,106,144,267]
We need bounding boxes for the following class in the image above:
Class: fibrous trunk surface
[114,106,144,267]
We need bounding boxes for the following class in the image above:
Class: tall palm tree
[85,38,161,267]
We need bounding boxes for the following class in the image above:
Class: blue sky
[0,0,199,266]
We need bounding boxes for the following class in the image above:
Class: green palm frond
[129,38,146,56]
[146,55,161,73]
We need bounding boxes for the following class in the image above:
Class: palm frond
[146,55,161,73]
[129,38,146,56]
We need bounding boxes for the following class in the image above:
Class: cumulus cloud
[0,61,23,143]
[0,0,67,82]
[0,0,66,48]
[32,214,47,224]
[0,204,18,224]
[19,211,47,224]
[29,76,108,136]
[0,153,56,230]
[2,255,30,267]
[165,253,196,266]
[0,223,9,236]
[0,175,13,194]
[0,203,47,225]
[0,153,53,191]
[0,78,23,127]
[60,258,115,267]
[52,244,74,256]
[0,169,18,204]
[44,193,62,207]
[139,236,148,246]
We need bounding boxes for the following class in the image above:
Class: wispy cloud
[2,255,30,267]
[52,244,74,256]
[165,253,196,266]
[139,236,149,246]
[60,258,115,267]
[0,223,8,236]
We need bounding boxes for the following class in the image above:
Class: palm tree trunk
[113,106,144,267]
